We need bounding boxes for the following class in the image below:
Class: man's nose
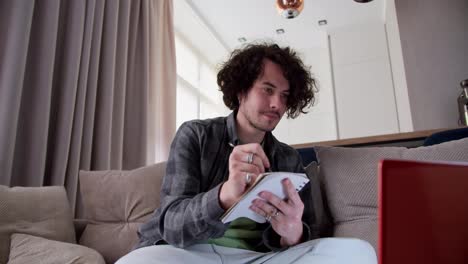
[270,94,283,109]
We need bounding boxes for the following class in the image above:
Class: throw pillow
[8,233,105,264]
[303,161,332,237]
[0,186,76,264]
[78,162,166,264]
[314,137,468,251]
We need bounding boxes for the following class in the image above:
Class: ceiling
[174,0,386,66]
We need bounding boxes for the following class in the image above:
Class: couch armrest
[74,219,89,241]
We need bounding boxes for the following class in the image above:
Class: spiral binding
[295,181,307,191]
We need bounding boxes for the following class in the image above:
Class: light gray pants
[116,238,377,264]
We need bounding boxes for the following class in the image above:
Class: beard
[244,110,281,132]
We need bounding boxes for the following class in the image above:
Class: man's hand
[219,143,270,210]
[249,178,304,247]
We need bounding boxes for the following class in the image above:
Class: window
[175,35,229,129]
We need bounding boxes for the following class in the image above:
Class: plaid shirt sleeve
[138,122,227,248]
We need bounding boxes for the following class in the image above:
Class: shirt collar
[226,111,240,146]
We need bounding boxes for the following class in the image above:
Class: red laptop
[378,159,468,264]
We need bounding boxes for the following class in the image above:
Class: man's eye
[264,87,273,94]
[281,93,289,98]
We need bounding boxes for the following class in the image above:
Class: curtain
[0,0,176,213]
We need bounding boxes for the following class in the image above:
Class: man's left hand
[249,178,304,247]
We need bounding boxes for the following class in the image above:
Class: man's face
[238,59,290,132]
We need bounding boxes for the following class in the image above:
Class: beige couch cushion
[8,233,105,264]
[78,162,165,263]
[0,185,76,264]
[314,137,468,251]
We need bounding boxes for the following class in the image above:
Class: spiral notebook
[221,172,309,223]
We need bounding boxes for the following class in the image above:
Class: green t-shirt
[207,217,262,251]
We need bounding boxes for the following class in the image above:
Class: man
[117,43,376,263]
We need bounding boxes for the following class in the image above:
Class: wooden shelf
[292,128,451,148]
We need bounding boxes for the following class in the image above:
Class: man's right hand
[219,143,271,210]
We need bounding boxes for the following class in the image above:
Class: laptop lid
[378,159,468,264]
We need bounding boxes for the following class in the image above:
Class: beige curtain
[147,0,176,164]
[0,0,176,212]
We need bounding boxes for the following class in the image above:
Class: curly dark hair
[217,42,317,119]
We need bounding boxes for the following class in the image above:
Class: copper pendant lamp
[276,0,304,19]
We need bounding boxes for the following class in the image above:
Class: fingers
[230,170,258,187]
[253,179,304,220]
[257,179,301,208]
[229,151,265,174]
[233,143,271,170]
[222,143,272,210]
[254,192,291,219]
[258,190,287,213]
[250,199,282,222]
[228,143,271,187]
[281,178,302,205]
[249,178,305,247]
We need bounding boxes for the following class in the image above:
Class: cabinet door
[329,23,399,139]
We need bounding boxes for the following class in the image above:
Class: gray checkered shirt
[137,112,320,251]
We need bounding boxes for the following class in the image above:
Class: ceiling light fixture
[276,28,285,34]
[354,0,374,3]
[318,20,327,26]
[276,0,304,19]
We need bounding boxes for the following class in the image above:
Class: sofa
[0,163,166,264]
[1,128,467,263]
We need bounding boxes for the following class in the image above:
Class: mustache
[261,111,281,118]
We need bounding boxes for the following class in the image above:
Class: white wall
[396,0,468,130]
[173,0,229,68]
[384,0,413,132]
[329,23,400,139]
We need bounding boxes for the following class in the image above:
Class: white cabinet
[329,23,400,139]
